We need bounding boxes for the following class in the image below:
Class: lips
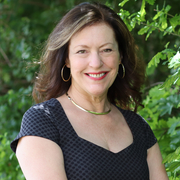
[88,73,105,78]
[85,72,108,80]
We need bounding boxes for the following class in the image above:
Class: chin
[88,84,111,95]
[87,89,108,97]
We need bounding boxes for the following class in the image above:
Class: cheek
[108,56,119,69]
[70,58,87,74]
[109,60,119,76]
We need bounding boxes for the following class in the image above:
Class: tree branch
[0,47,12,67]
[153,9,174,18]
[144,82,164,90]
[141,22,180,37]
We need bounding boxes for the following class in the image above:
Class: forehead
[69,23,117,46]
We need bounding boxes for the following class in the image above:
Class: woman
[11,2,169,180]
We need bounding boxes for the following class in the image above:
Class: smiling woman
[32,2,145,109]
[10,2,168,180]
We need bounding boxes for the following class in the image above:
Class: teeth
[88,73,105,78]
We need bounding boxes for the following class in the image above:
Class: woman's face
[66,23,120,97]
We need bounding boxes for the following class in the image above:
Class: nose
[89,52,103,68]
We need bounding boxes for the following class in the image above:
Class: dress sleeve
[10,103,60,153]
[142,116,157,149]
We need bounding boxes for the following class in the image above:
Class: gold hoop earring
[119,63,125,79]
[61,64,71,82]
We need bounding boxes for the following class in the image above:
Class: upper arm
[147,142,169,180]
[16,136,67,180]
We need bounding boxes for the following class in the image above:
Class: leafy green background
[0,0,179,179]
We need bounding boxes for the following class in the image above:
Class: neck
[66,93,111,115]
[67,87,110,113]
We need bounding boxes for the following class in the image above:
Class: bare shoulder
[147,143,169,180]
[16,136,67,180]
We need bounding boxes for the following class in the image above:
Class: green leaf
[163,147,180,163]
[160,71,180,89]
[168,51,180,69]
[118,10,133,31]
[170,14,180,31]
[158,102,173,116]
[153,11,162,20]
[175,147,180,155]
[130,17,137,29]
[119,0,129,7]
[165,5,171,13]
[164,42,170,49]
[145,27,155,40]
[138,26,150,35]
[148,85,167,99]
[168,121,180,135]
[163,26,173,36]
[178,103,180,108]
[167,116,180,127]
[140,0,146,21]
[162,48,176,60]
[148,52,166,68]
[167,161,180,172]
[162,18,168,29]
[145,0,155,5]
[3,73,10,83]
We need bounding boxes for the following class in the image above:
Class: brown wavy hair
[32,2,146,112]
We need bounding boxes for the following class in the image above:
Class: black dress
[11,98,157,180]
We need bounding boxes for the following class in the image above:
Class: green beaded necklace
[66,93,111,115]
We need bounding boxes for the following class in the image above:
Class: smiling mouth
[85,72,109,79]
[87,73,106,78]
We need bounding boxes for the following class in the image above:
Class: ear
[65,58,70,68]
[119,54,123,64]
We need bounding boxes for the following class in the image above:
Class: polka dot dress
[11,98,157,180]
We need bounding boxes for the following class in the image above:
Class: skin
[16,23,169,180]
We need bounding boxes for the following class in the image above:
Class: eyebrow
[74,43,114,49]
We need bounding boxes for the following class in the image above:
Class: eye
[103,49,112,53]
[77,50,86,54]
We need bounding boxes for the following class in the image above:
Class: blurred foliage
[0,0,179,179]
